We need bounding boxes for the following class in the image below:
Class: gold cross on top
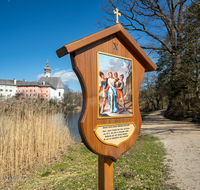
[113,8,121,24]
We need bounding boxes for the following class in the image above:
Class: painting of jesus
[98,52,133,118]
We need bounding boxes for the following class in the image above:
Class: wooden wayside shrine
[56,23,156,189]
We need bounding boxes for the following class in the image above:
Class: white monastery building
[38,62,64,101]
[0,62,64,101]
[0,79,19,100]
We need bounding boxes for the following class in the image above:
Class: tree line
[61,84,82,111]
[100,0,200,119]
[13,84,83,113]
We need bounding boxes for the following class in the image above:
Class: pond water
[64,110,81,142]
[63,110,144,142]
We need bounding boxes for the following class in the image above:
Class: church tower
[44,60,51,77]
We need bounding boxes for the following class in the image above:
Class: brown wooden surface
[98,155,113,190]
[56,24,157,72]
[70,34,145,161]
[56,24,157,190]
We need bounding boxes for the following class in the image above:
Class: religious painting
[97,52,133,118]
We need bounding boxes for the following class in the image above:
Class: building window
[30,94,31,96]
[46,95,48,97]
[26,94,28,96]
[0,89,3,91]
[22,90,24,92]
[34,90,35,92]
[30,90,32,92]
[6,89,8,92]
[59,92,61,96]
[26,90,28,92]
[34,94,35,96]
[10,90,12,92]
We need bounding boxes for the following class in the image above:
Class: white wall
[0,85,18,100]
[50,88,64,102]
[50,88,56,100]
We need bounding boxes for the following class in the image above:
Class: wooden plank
[56,25,120,57]
[70,35,144,161]
[98,155,113,190]
[56,24,157,72]
[115,26,157,72]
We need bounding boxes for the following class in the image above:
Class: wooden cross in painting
[56,23,156,189]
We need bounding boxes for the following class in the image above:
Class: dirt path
[141,110,200,190]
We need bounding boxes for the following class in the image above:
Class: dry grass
[0,99,74,180]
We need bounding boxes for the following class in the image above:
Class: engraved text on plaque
[94,123,136,147]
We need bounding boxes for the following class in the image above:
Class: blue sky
[0,0,156,92]
[0,0,107,92]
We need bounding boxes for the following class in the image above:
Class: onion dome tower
[44,60,51,77]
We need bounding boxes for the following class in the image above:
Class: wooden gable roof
[56,24,157,72]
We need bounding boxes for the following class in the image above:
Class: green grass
[10,135,179,190]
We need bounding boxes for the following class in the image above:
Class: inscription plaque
[94,123,136,147]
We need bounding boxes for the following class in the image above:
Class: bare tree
[62,84,83,111]
[100,0,193,104]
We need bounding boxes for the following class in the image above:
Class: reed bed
[0,99,74,180]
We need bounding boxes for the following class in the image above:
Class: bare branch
[100,0,190,63]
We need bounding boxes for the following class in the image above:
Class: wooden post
[98,155,113,190]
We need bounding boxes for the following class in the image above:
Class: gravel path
[141,110,200,190]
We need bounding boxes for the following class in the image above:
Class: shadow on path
[141,109,200,136]
[140,109,200,190]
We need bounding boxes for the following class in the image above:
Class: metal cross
[113,8,121,24]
